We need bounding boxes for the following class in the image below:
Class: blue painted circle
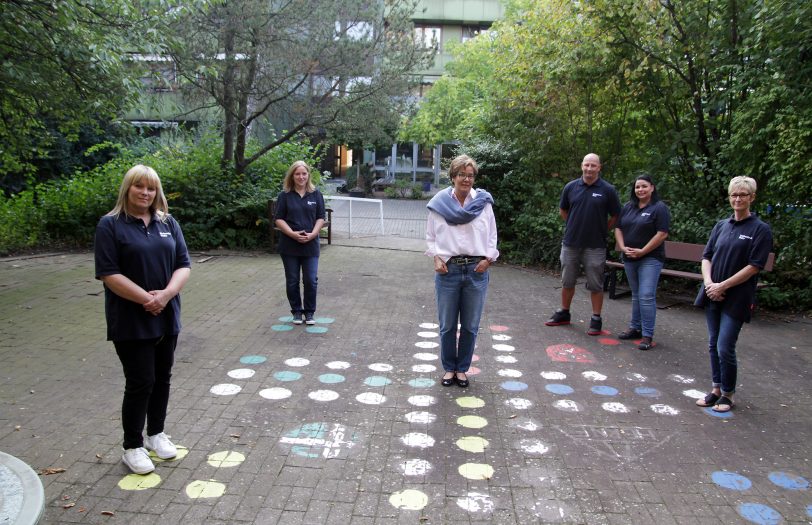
[712,471,752,491]
[545,384,574,395]
[364,376,392,387]
[318,374,345,384]
[305,326,328,334]
[703,407,734,419]
[591,385,619,396]
[314,317,335,324]
[240,355,267,365]
[272,324,294,331]
[768,471,809,490]
[737,503,782,525]
[806,504,812,517]
[274,371,303,382]
[279,316,295,322]
[634,386,661,398]
[408,378,435,388]
[502,381,528,391]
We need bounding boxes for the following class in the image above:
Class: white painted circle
[404,411,437,424]
[401,432,435,448]
[519,439,550,455]
[498,369,523,378]
[582,371,607,381]
[516,419,540,431]
[456,492,494,513]
[411,364,436,373]
[602,402,630,413]
[210,384,241,396]
[413,353,438,361]
[668,374,695,384]
[227,368,256,379]
[492,334,512,341]
[415,341,439,349]
[308,390,339,402]
[356,392,386,405]
[552,399,580,412]
[417,331,438,338]
[284,358,310,367]
[506,398,533,410]
[682,389,706,399]
[400,459,432,476]
[650,404,679,415]
[541,371,567,380]
[326,361,351,370]
[419,322,439,329]
[495,355,517,364]
[492,344,515,352]
[408,395,436,407]
[369,363,393,372]
[259,387,292,400]
[625,372,648,382]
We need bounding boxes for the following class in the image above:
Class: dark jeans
[114,335,177,450]
[281,254,319,315]
[435,261,489,373]
[705,302,744,395]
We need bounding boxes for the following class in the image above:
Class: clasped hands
[704,281,726,301]
[293,230,314,243]
[143,289,170,316]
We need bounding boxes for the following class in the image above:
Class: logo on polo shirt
[641,212,651,217]
[160,232,172,238]
[592,192,603,198]
[307,201,316,206]
[738,234,753,240]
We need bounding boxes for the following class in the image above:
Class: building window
[462,25,489,43]
[414,26,442,52]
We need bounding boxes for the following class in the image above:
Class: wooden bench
[604,240,775,300]
[267,199,333,253]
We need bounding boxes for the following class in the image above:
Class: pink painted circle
[471,354,480,362]
[489,325,510,332]
[467,366,482,376]
[545,344,596,363]
[599,338,620,345]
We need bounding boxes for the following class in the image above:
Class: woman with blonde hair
[95,164,191,474]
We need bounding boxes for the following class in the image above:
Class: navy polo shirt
[274,189,326,257]
[617,200,671,261]
[702,213,773,323]
[560,177,621,249]
[95,213,191,341]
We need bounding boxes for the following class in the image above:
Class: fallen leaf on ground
[39,467,66,475]
[101,510,115,516]
[62,503,75,509]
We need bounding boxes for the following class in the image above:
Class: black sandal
[695,392,720,407]
[712,396,734,412]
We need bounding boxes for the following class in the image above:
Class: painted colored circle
[626,372,648,382]
[492,334,512,341]
[495,355,517,363]
[369,363,393,372]
[185,480,226,499]
[457,415,488,429]
[516,419,540,431]
[467,366,482,376]
[737,503,782,525]
[364,376,392,387]
[546,344,595,363]
[540,371,566,380]
[492,344,515,352]
[408,395,436,407]
[591,385,619,396]
[419,322,439,329]
[703,407,733,419]
[273,371,302,382]
[412,352,438,361]
[271,324,294,331]
[149,445,188,463]
[285,357,310,367]
[313,317,334,324]
[807,505,812,518]
[259,387,292,400]
[459,463,494,480]
[553,400,580,412]
[309,390,339,401]
[415,341,439,349]
[456,436,489,453]
[518,439,549,455]
[356,392,386,405]
[650,404,679,415]
[506,398,532,410]
[767,472,809,490]
[489,325,509,332]
[240,355,266,365]
[457,492,494,512]
[305,326,328,334]
[498,369,522,378]
[501,381,528,391]
[599,338,620,345]
[207,451,245,468]
[389,489,428,511]
[582,371,607,381]
[635,387,661,397]
[471,354,480,362]
[602,402,629,413]
[118,473,161,490]
[404,411,436,424]
[326,361,351,369]
[278,316,295,322]
[210,383,241,396]
[318,373,345,384]
[417,331,438,338]
[401,433,435,448]
[456,396,486,408]
[668,374,695,384]
[682,389,706,399]
[412,364,436,373]
[227,368,255,379]
[712,471,752,491]
[408,378,434,388]
[545,384,574,395]
[400,459,432,476]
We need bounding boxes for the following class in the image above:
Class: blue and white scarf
[427,187,494,225]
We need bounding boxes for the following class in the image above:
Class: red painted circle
[489,325,510,332]
[599,338,620,345]
[545,344,596,363]
[471,354,480,362]
[467,366,482,376]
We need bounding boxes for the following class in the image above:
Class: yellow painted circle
[149,445,189,463]
[457,415,488,429]
[458,463,494,480]
[185,479,226,499]
[207,450,246,468]
[456,396,486,408]
[389,489,428,510]
[456,436,489,453]
[117,472,162,490]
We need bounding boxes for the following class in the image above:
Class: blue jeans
[623,257,664,338]
[281,254,319,315]
[705,302,744,395]
[435,262,489,373]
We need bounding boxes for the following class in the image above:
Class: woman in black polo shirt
[274,161,326,325]
[614,175,670,350]
[95,165,191,474]
[695,176,773,413]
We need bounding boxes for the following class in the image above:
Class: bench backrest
[614,240,774,271]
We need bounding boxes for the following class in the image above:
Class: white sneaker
[122,447,155,474]
[144,432,177,460]
[292,315,304,325]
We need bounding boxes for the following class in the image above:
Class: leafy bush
[384,179,423,199]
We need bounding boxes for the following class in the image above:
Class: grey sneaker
[292,314,304,325]
[587,315,602,336]
[144,432,177,460]
[545,309,571,326]
[122,447,155,474]
[305,313,315,325]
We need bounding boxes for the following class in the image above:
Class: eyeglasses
[729,193,751,200]
[457,174,475,181]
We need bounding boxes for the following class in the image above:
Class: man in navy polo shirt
[546,153,621,335]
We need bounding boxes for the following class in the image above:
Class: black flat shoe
[618,328,642,340]
[455,372,469,388]
[441,373,455,387]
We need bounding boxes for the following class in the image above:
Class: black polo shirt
[560,177,621,249]
[95,213,191,341]
[617,200,671,261]
[274,189,326,257]
[702,213,773,323]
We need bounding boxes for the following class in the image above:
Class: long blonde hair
[282,161,315,193]
[106,164,169,221]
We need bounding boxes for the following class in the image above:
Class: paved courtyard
[0,201,810,524]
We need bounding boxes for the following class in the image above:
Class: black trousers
[114,335,177,450]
